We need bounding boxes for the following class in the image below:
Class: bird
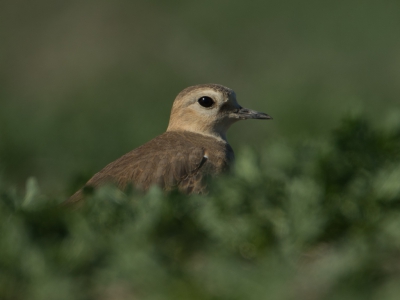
[64,84,271,205]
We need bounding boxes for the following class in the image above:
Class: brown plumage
[65,84,271,205]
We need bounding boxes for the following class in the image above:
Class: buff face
[167,84,271,141]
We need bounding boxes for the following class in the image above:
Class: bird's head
[167,84,272,141]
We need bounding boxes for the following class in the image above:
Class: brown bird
[65,84,271,205]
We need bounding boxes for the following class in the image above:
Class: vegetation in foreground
[1,117,400,300]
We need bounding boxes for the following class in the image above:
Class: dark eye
[198,96,215,108]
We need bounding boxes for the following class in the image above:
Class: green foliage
[1,117,400,300]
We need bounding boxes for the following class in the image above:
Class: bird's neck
[166,126,228,143]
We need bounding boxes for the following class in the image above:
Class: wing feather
[64,131,227,206]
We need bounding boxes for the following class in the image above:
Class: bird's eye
[198,96,215,108]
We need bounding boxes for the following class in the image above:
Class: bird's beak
[233,107,272,120]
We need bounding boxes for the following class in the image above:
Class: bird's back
[65,131,234,205]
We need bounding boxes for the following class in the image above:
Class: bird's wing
[88,144,208,193]
[64,134,210,206]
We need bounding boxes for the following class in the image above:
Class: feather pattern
[65,131,234,205]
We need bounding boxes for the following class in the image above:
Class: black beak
[235,107,272,120]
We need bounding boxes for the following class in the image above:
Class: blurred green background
[1,0,399,194]
[2,2,400,299]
